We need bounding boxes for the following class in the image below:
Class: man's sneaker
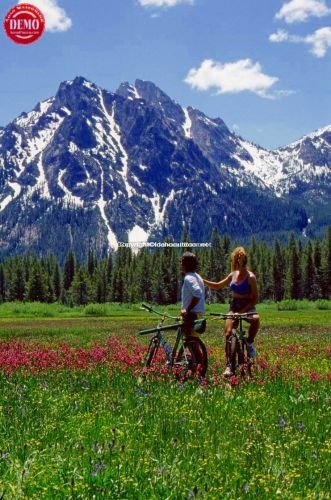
[223,366,233,377]
[247,342,257,358]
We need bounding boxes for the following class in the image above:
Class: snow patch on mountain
[97,161,118,251]
[150,190,176,226]
[15,98,54,128]
[58,170,84,207]
[237,140,285,191]
[182,108,192,138]
[127,84,141,100]
[128,225,149,244]
[28,113,65,198]
[99,91,135,198]
[0,182,21,212]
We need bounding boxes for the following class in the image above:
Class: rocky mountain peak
[54,76,101,112]
[0,76,329,260]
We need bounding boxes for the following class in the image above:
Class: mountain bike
[211,312,255,377]
[139,304,208,378]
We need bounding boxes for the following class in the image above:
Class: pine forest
[0,227,330,307]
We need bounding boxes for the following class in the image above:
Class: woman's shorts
[229,298,257,315]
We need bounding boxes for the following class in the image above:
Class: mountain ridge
[0,76,330,261]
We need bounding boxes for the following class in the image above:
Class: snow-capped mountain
[0,76,329,261]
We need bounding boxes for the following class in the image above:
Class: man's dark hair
[181,252,198,272]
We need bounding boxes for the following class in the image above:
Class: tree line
[0,227,330,306]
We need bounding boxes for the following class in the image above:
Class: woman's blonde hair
[231,246,248,272]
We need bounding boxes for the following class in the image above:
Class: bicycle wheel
[177,337,208,377]
[145,338,160,368]
[230,334,239,375]
[237,339,246,376]
[244,342,254,378]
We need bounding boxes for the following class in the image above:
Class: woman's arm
[203,273,232,290]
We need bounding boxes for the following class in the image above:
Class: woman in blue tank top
[203,246,260,376]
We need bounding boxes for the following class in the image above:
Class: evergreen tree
[106,253,113,300]
[63,251,76,290]
[161,241,178,304]
[0,264,5,302]
[94,262,107,303]
[313,240,323,298]
[151,252,168,304]
[257,243,273,301]
[53,262,62,301]
[222,234,231,258]
[8,266,26,301]
[136,248,153,303]
[44,273,55,303]
[297,239,304,299]
[70,267,89,305]
[207,229,226,303]
[272,240,285,301]
[87,248,96,277]
[303,240,316,300]
[25,264,46,302]
[320,226,331,299]
[248,237,259,275]
[284,233,301,299]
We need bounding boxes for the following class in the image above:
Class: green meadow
[0,302,330,498]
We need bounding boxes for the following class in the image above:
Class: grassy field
[0,302,330,498]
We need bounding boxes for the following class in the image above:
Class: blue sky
[0,0,330,149]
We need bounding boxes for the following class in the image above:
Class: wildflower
[198,376,208,387]
[279,417,286,429]
[258,357,268,369]
[230,375,241,386]
[187,486,198,498]
[92,462,106,477]
[156,466,166,475]
[92,442,103,453]
[135,387,145,397]
[297,422,305,431]
[310,371,322,382]
[243,483,250,493]
[177,382,185,392]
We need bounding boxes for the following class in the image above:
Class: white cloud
[138,0,193,7]
[274,89,297,97]
[306,26,331,55]
[269,29,290,42]
[270,26,331,57]
[275,0,331,24]
[18,0,72,32]
[184,59,279,99]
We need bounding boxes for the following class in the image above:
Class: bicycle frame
[139,304,188,369]
[210,312,254,376]
[139,304,208,376]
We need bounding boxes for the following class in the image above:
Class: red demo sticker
[4,3,45,44]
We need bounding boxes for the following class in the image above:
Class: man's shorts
[182,312,206,336]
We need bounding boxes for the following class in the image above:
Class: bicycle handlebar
[138,322,183,335]
[141,303,180,321]
[210,312,255,320]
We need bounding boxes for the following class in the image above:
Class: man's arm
[181,296,199,317]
